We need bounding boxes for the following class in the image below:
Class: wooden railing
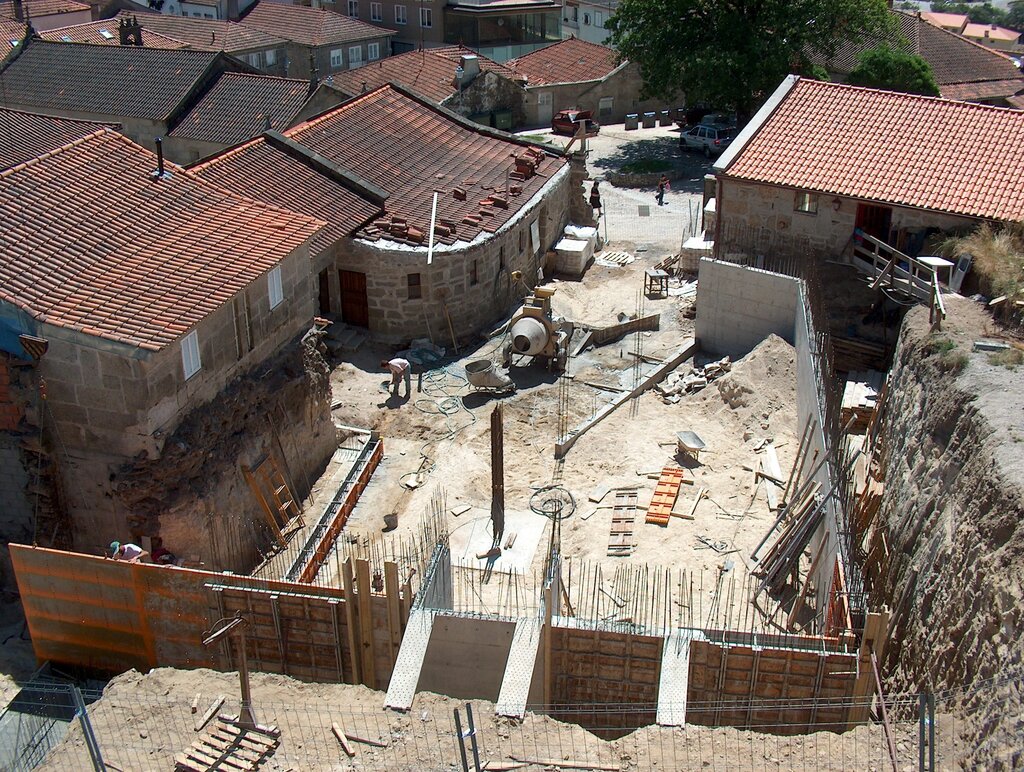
[852,229,946,329]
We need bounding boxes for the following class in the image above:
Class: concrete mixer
[503,287,573,372]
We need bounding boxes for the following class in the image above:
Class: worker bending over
[381,357,411,398]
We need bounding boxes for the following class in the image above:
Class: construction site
[2,123,1023,772]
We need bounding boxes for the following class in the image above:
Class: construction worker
[589,179,602,214]
[110,541,148,563]
[381,357,411,398]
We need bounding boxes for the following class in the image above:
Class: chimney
[12,0,23,22]
[262,113,271,130]
[459,54,480,85]
[308,52,319,95]
[118,16,143,46]
[151,138,170,181]
[226,0,239,22]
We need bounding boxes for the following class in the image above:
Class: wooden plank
[195,695,225,732]
[332,722,356,757]
[355,558,376,688]
[241,464,286,547]
[341,558,361,685]
[384,561,402,669]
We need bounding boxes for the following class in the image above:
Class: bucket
[382,513,398,532]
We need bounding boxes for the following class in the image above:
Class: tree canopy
[606,0,894,120]
[847,43,941,96]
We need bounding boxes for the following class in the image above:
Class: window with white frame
[347,0,358,16]
[794,191,818,214]
[330,48,343,68]
[268,266,284,309]
[395,4,406,24]
[368,42,380,60]
[348,45,364,68]
[370,1,381,20]
[419,6,431,27]
[181,330,202,380]
[595,10,604,26]
[265,48,277,66]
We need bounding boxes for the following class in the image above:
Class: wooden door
[318,268,331,315]
[338,270,369,328]
[855,203,892,242]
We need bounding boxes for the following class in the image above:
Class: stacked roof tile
[0,129,324,350]
[0,40,225,120]
[508,36,619,86]
[721,78,1024,222]
[239,1,392,47]
[170,73,311,145]
[41,20,188,48]
[329,46,517,103]
[0,108,115,170]
[113,10,285,52]
[0,0,89,20]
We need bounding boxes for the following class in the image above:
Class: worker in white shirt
[381,357,411,398]
[110,541,148,563]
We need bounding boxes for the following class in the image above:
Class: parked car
[679,124,736,157]
[551,109,600,136]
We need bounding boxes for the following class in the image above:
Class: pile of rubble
[657,355,731,403]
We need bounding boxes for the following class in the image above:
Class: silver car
[680,124,736,157]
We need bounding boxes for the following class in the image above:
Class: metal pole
[237,625,257,730]
[928,692,935,772]
[918,693,926,772]
[466,702,482,772]
[491,405,505,546]
[72,685,106,771]
[453,707,469,772]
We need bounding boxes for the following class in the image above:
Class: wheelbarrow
[465,360,516,394]
[676,430,707,462]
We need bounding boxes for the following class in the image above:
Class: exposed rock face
[874,301,1024,769]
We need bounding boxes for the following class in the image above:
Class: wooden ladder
[242,455,301,546]
[645,467,685,526]
[607,490,638,556]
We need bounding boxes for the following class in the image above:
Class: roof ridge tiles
[0,126,116,179]
[806,76,1024,114]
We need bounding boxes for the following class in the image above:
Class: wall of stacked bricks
[716,179,978,258]
[522,64,673,127]
[333,170,571,342]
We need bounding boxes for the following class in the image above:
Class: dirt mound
[701,333,797,433]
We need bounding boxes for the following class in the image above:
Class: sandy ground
[40,667,933,771]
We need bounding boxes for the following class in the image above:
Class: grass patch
[988,348,1024,369]
[925,337,968,374]
[939,222,1024,298]
[619,159,672,174]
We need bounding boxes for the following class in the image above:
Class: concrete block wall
[695,257,800,358]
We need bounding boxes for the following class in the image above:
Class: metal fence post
[453,707,469,772]
[71,685,105,771]
[465,702,482,772]
[928,692,935,772]
[918,693,926,772]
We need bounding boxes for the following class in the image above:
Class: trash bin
[659,110,672,127]
[642,111,656,128]
[624,113,639,130]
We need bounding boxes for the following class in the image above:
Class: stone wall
[442,71,527,129]
[331,165,572,343]
[716,179,979,259]
[284,37,396,79]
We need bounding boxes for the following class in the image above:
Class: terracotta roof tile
[940,78,1024,102]
[239,1,393,47]
[41,20,188,48]
[113,10,285,52]
[0,0,88,19]
[0,107,116,170]
[328,46,516,102]
[170,73,310,145]
[0,130,324,350]
[722,78,1024,222]
[962,22,1020,44]
[190,136,384,254]
[0,18,26,59]
[284,84,565,245]
[0,40,225,121]
[508,37,618,86]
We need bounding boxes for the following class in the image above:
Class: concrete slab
[384,608,435,711]
[657,630,704,726]
[447,509,546,572]
[495,617,543,718]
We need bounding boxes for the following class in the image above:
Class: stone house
[328,46,527,128]
[0,122,336,577]
[712,76,1024,266]
[192,83,575,343]
[238,1,395,78]
[0,0,91,32]
[508,36,670,127]
[560,0,614,46]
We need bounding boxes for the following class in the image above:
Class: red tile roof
[0,18,26,59]
[41,20,188,48]
[508,36,619,86]
[284,84,565,246]
[328,46,517,103]
[0,108,116,170]
[0,0,89,19]
[239,1,393,47]
[940,78,1024,102]
[113,10,285,52]
[0,130,324,351]
[721,77,1024,222]
[190,134,384,255]
[170,73,311,145]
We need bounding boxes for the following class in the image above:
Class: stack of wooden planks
[645,467,685,526]
[841,370,884,433]
[175,718,280,771]
[607,490,639,556]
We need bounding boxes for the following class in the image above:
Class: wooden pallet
[645,467,685,526]
[175,717,280,771]
[607,490,638,556]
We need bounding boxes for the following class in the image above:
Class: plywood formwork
[10,545,408,691]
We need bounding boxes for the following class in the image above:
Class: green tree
[930,0,1008,26]
[606,0,893,121]
[1006,0,1024,32]
[847,43,941,96]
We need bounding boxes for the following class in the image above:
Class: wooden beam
[241,464,286,547]
[341,558,361,685]
[787,533,829,631]
[355,558,376,689]
[384,561,402,670]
